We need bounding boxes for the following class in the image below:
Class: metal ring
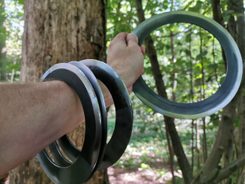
[50,62,108,172]
[37,63,102,184]
[82,59,133,169]
[51,60,133,169]
[132,11,243,119]
[70,61,108,171]
[47,62,108,173]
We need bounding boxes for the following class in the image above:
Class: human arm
[0,81,84,176]
[0,33,144,176]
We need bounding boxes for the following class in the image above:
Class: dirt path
[108,167,181,184]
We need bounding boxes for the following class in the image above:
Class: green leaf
[18,0,24,5]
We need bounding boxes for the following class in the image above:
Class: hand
[107,32,144,92]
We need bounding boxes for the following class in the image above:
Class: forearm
[0,81,84,175]
[0,80,114,176]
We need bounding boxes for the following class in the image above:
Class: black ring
[37,63,102,184]
[51,60,133,169]
[132,11,243,119]
[49,61,108,173]
[83,59,133,169]
[70,61,108,171]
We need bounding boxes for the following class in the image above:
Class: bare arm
[0,81,84,175]
[0,33,144,176]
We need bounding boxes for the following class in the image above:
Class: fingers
[126,33,138,47]
[127,33,145,56]
[109,32,127,48]
[110,33,143,51]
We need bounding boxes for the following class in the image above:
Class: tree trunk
[192,103,235,184]
[9,0,107,183]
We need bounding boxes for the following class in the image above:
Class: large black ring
[70,61,107,171]
[37,63,102,184]
[133,11,243,119]
[83,59,133,169]
[51,60,133,169]
[49,61,108,173]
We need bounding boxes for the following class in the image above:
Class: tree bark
[9,0,107,183]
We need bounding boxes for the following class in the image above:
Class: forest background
[0,0,244,183]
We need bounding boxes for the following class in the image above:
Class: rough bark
[135,0,192,183]
[20,0,106,82]
[9,0,107,183]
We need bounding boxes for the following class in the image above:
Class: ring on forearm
[50,61,108,173]
[132,11,243,119]
[37,63,102,184]
[50,61,107,170]
[53,60,133,170]
[83,59,133,169]
[69,61,107,171]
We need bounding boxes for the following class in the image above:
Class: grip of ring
[132,11,243,119]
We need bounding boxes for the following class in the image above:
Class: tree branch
[211,0,225,27]
[192,108,234,184]
[214,155,245,182]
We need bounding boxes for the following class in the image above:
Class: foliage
[0,0,23,82]
[0,0,243,183]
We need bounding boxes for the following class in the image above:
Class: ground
[108,167,183,184]
[106,118,183,184]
